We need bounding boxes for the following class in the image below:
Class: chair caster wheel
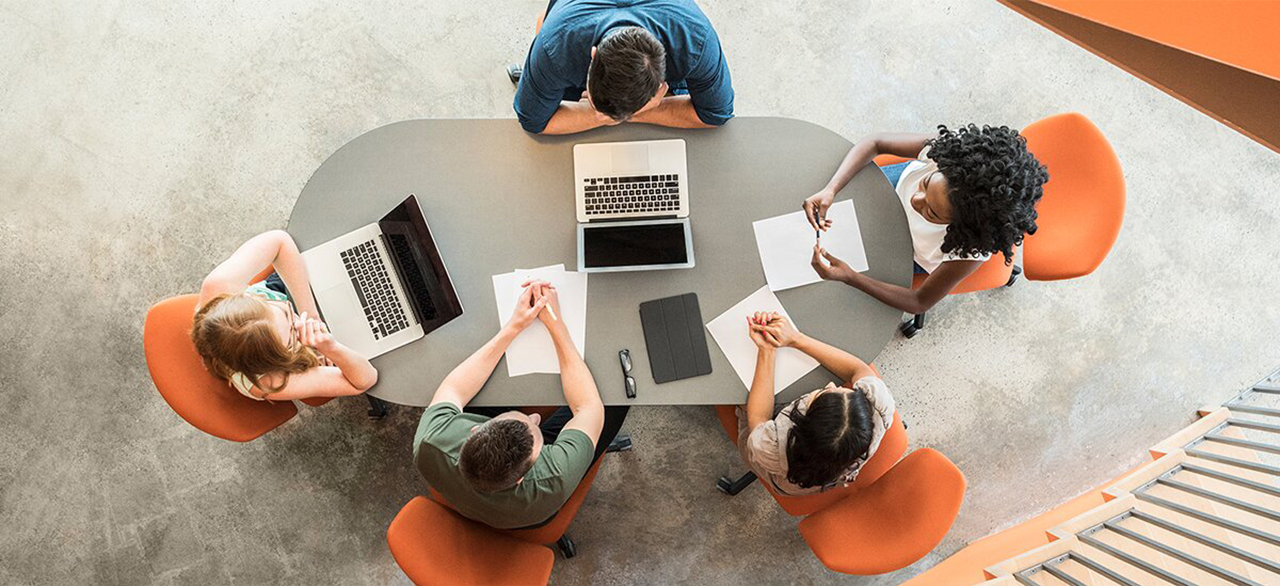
[556,535,577,559]
[899,321,920,339]
[716,477,734,495]
[1006,265,1022,288]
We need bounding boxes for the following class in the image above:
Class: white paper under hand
[491,264,588,377]
[705,285,819,394]
[753,200,869,292]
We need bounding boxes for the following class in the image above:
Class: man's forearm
[438,326,519,404]
[539,101,611,135]
[630,95,715,129]
[549,326,600,413]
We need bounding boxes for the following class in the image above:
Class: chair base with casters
[716,470,758,496]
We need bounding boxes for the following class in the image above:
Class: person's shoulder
[852,376,895,417]
[414,402,467,442]
[852,375,892,399]
[530,429,595,478]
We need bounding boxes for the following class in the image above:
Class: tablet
[577,218,695,273]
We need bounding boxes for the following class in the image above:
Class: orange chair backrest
[1020,113,1125,281]
[388,496,554,586]
[798,448,966,575]
[426,455,606,545]
[143,294,297,442]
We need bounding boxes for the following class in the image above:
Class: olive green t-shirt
[412,402,595,529]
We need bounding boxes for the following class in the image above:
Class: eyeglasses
[619,349,636,399]
[268,301,299,351]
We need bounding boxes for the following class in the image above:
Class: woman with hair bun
[736,312,895,496]
[192,230,377,402]
[804,124,1049,315]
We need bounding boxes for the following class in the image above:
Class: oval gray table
[288,117,912,407]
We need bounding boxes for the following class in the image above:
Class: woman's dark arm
[812,245,982,314]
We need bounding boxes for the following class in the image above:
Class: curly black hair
[927,124,1049,263]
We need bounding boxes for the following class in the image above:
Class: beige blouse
[737,376,895,496]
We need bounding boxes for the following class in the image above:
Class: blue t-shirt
[514,0,735,133]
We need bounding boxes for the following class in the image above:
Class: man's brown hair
[588,27,666,121]
[459,419,536,493]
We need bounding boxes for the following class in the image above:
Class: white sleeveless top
[895,147,992,273]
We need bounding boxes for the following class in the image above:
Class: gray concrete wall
[2,0,1277,584]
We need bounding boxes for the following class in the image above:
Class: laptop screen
[583,221,690,269]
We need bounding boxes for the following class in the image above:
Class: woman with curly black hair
[803,125,1048,315]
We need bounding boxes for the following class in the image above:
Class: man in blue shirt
[511,0,734,135]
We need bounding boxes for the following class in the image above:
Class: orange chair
[144,294,298,441]
[799,448,966,575]
[873,154,1018,338]
[713,368,909,516]
[388,496,554,586]
[429,450,607,558]
[1019,113,1125,281]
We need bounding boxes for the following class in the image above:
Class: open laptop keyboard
[340,240,409,340]
[583,174,680,216]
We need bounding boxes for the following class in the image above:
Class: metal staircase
[977,371,1280,585]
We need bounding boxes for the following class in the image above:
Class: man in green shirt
[413,279,629,529]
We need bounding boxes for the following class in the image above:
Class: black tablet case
[639,293,713,384]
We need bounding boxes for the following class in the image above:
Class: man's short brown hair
[459,419,536,493]
[588,27,666,121]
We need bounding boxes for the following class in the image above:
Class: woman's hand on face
[506,282,549,332]
[803,188,837,232]
[298,312,339,355]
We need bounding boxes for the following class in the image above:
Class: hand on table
[811,245,856,283]
[747,311,780,351]
[758,314,804,349]
[803,188,836,232]
[505,282,549,332]
[523,279,566,331]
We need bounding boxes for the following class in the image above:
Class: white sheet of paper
[491,264,588,377]
[705,285,819,394]
[753,200,869,292]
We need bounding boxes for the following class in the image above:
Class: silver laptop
[300,195,463,359]
[573,139,689,222]
[573,139,694,273]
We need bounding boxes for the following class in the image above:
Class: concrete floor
[3,0,1278,584]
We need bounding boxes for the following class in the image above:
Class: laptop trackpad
[611,143,650,175]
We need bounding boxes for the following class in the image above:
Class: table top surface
[288,117,912,407]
